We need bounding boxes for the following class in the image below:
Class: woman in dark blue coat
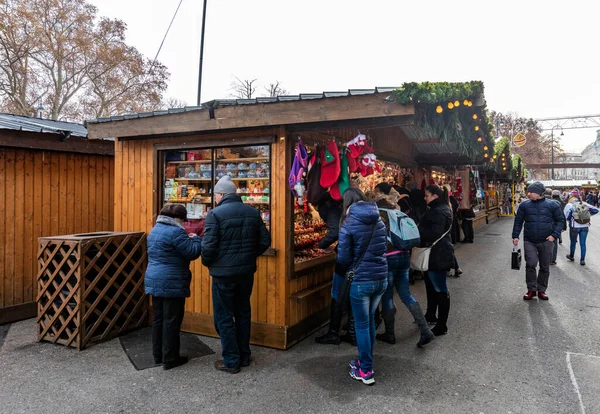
[337,188,388,385]
[145,204,202,370]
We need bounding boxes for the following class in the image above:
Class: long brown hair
[340,187,365,225]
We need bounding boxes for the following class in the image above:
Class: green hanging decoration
[393,81,493,159]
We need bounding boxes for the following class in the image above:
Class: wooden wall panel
[0,148,114,313]
[113,130,289,333]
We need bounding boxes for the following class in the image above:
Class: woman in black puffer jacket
[420,185,455,336]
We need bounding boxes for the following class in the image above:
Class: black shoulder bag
[337,223,377,310]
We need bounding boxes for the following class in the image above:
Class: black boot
[407,302,435,348]
[340,305,356,346]
[315,299,342,345]
[424,274,438,324]
[376,306,396,344]
[431,292,450,336]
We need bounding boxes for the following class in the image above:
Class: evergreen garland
[393,81,493,159]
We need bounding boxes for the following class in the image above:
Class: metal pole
[197,0,208,106]
[551,129,554,180]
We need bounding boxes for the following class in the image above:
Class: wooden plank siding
[113,129,289,346]
[0,148,114,321]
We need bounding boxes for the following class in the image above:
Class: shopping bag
[511,247,522,270]
[410,246,431,272]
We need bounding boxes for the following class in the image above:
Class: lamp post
[551,125,564,181]
[197,0,208,105]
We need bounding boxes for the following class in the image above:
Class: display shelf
[215,157,268,162]
[164,199,212,204]
[231,177,269,181]
[167,160,212,164]
[171,178,212,182]
[293,253,336,273]
[246,201,269,205]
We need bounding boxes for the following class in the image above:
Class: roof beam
[525,163,600,169]
[86,95,415,139]
[0,130,114,155]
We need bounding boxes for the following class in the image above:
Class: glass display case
[161,145,271,235]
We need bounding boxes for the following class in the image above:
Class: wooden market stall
[0,113,114,324]
[86,83,494,349]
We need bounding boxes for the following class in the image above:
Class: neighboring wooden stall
[0,113,114,324]
[86,87,492,349]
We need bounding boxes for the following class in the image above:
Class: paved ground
[1,218,599,414]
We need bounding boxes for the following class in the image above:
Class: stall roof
[85,87,400,126]
[0,113,88,137]
[537,180,598,188]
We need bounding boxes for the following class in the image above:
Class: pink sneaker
[349,366,375,385]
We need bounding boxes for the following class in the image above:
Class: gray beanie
[214,176,237,194]
[552,189,561,196]
[527,181,545,196]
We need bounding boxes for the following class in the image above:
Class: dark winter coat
[511,196,564,243]
[419,198,455,271]
[337,202,388,283]
[409,189,427,224]
[145,216,202,298]
[317,198,342,249]
[202,194,271,278]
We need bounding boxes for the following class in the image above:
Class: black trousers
[461,219,474,242]
[212,276,254,369]
[152,297,186,364]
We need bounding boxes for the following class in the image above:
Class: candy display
[293,210,331,264]
[162,146,271,228]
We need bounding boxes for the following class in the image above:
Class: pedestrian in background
[511,182,563,300]
[337,188,387,385]
[420,185,455,336]
[551,190,566,249]
[564,188,599,266]
[202,176,271,374]
[145,203,202,370]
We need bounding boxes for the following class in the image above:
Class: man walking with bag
[512,182,564,301]
[564,188,599,266]
[202,176,271,373]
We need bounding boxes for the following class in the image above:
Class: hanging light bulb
[436,105,443,114]
[484,153,489,158]
[454,100,460,107]
[484,146,488,151]
[463,99,469,106]
[448,102,454,109]
[472,114,478,120]
[477,137,483,142]
[475,126,479,131]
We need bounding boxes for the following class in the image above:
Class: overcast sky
[89,0,599,152]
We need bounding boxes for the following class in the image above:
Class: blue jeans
[331,272,345,301]
[212,276,254,368]
[350,279,387,373]
[569,227,589,261]
[381,252,416,314]
[427,270,448,293]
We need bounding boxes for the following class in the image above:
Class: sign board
[513,134,527,147]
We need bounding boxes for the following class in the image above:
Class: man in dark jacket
[512,182,564,300]
[202,176,271,373]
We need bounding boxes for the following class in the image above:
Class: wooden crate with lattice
[36,232,148,350]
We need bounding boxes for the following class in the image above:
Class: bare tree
[229,77,257,99]
[161,96,188,109]
[0,0,169,121]
[264,81,287,97]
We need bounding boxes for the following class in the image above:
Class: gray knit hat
[527,181,545,196]
[214,175,237,194]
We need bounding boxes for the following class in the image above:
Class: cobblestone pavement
[1,218,599,414]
